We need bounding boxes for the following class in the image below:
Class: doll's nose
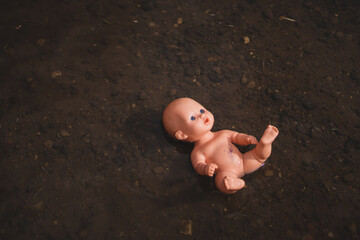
[200,114,206,119]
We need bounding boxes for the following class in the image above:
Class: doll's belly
[209,143,244,176]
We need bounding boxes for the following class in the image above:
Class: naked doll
[162,98,279,194]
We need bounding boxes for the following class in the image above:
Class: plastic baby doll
[163,98,279,194]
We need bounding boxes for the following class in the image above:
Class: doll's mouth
[204,117,210,124]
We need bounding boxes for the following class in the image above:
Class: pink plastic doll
[163,98,279,194]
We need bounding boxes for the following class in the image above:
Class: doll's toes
[224,177,245,191]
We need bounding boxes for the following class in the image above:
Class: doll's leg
[243,125,279,174]
[215,171,245,194]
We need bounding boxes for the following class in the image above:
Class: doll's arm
[227,130,258,145]
[191,152,218,177]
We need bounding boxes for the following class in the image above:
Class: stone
[263,9,274,19]
[310,127,322,139]
[195,65,201,76]
[44,140,53,149]
[37,39,46,46]
[79,230,88,238]
[179,220,192,235]
[168,89,177,96]
[264,169,274,177]
[247,81,256,89]
[302,234,314,240]
[51,71,62,78]
[349,222,357,232]
[153,166,164,174]
[330,17,338,25]
[32,201,43,211]
[60,130,70,137]
[241,75,248,84]
[335,32,344,41]
[139,91,147,100]
[243,36,250,44]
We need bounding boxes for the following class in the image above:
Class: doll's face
[163,98,214,142]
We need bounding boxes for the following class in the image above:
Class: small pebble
[51,71,62,78]
[244,36,250,44]
[5,137,15,145]
[195,65,201,75]
[26,77,34,83]
[79,230,88,238]
[37,39,46,46]
[310,127,322,139]
[326,76,332,81]
[263,9,274,19]
[264,169,274,177]
[213,66,221,74]
[301,234,314,240]
[349,222,357,232]
[139,91,147,100]
[60,130,70,137]
[153,166,164,174]
[241,75,248,84]
[335,32,344,41]
[247,81,256,89]
[44,140,53,149]
[32,201,43,211]
[330,17,338,25]
[168,89,177,96]
[149,22,155,27]
[275,190,283,199]
[177,18,183,25]
[179,220,192,236]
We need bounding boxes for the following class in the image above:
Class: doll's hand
[205,163,218,177]
[245,135,258,145]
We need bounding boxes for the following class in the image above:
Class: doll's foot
[224,177,245,191]
[260,125,279,145]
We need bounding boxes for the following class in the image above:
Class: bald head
[162,98,191,137]
[162,98,214,142]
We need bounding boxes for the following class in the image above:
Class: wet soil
[1,0,360,239]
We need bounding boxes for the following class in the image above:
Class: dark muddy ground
[1,0,359,239]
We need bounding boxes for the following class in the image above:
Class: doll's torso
[192,130,245,176]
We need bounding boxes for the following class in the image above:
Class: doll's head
[162,98,214,142]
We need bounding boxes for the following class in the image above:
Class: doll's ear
[175,131,188,141]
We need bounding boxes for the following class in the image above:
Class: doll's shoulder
[215,129,237,137]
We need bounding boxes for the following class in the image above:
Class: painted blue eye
[190,116,196,121]
[200,109,205,113]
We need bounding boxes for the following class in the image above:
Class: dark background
[0,0,359,239]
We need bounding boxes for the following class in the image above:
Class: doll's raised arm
[191,151,218,177]
[225,130,258,145]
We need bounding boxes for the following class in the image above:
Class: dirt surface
[1,0,360,239]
